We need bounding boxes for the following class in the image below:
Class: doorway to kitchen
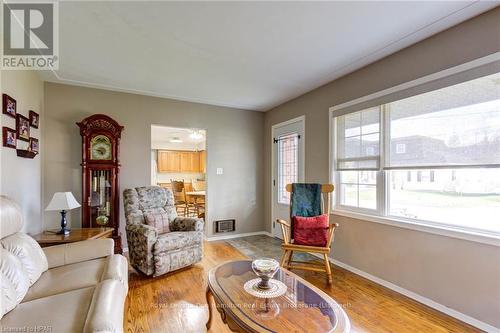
[151,125,207,220]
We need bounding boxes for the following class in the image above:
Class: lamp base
[56,228,70,235]
[57,210,70,236]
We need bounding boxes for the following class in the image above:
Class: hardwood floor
[125,240,480,333]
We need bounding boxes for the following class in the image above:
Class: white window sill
[332,209,500,247]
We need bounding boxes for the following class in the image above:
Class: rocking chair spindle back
[277,183,338,284]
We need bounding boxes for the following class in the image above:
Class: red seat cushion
[292,214,329,247]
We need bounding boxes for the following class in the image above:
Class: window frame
[332,111,385,216]
[329,73,500,246]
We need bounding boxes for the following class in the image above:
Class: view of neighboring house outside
[389,136,500,194]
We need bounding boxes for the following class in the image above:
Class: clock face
[90,135,112,160]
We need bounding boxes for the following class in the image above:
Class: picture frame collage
[2,93,40,156]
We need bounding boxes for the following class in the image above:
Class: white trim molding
[205,231,272,242]
[313,253,500,333]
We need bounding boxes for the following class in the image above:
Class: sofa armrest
[171,217,204,232]
[43,239,114,269]
[83,279,127,333]
[101,254,129,290]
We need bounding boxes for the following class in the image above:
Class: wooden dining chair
[170,180,196,217]
[191,179,206,215]
[276,183,338,284]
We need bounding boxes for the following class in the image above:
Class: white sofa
[0,195,129,332]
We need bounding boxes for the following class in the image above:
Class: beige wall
[1,71,44,235]
[43,83,265,244]
[264,8,500,329]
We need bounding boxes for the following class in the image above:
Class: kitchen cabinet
[199,150,206,173]
[157,150,204,173]
[158,150,181,172]
[180,151,200,172]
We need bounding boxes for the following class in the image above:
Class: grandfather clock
[77,114,124,254]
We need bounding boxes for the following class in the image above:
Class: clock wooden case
[77,114,124,253]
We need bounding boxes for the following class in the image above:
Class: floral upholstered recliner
[124,186,204,277]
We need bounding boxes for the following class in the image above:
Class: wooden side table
[31,227,114,248]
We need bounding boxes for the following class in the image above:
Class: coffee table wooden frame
[206,259,350,333]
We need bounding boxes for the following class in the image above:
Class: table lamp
[45,192,81,235]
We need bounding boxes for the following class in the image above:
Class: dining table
[186,190,205,217]
[185,190,205,198]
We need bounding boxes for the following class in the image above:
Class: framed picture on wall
[29,137,39,154]
[29,110,39,128]
[16,114,30,141]
[2,94,16,118]
[2,127,16,148]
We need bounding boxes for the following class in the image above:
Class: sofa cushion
[0,196,23,239]
[0,249,30,318]
[43,239,114,269]
[145,212,171,234]
[22,258,106,303]
[23,254,129,303]
[1,232,48,285]
[0,286,94,333]
[154,231,203,254]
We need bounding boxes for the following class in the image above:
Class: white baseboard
[310,253,498,332]
[206,231,272,242]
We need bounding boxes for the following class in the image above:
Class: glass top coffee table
[206,260,350,333]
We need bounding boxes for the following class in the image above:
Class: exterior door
[272,117,305,239]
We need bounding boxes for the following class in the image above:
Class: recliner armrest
[43,239,114,269]
[171,217,204,232]
[126,223,158,241]
[125,223,158,276]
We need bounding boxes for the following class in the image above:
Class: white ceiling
[39,1,498,111]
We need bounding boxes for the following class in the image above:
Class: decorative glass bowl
[251,258,279,290]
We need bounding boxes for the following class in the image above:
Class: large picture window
[333,71,500,235]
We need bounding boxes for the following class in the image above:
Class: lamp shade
[45,192,81,211]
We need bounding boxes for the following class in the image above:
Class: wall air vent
[215,219,235,233]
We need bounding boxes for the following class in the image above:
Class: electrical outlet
[216,167,223,175]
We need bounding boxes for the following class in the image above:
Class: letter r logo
[3,3,54,56]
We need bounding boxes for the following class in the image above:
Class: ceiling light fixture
[169,137,183,143]
[189,130,204,140]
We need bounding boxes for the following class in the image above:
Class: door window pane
[277,133,299,204]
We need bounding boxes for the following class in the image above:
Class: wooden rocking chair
[276,183,338,284]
